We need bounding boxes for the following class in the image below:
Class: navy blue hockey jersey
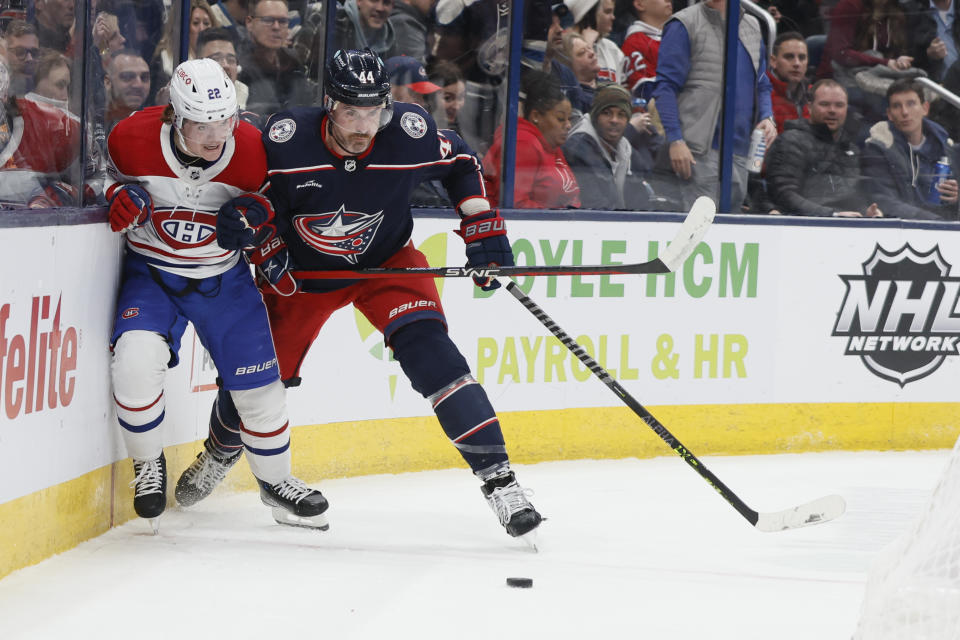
[261,102,488,292]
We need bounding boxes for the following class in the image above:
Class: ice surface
[0,450,948,639]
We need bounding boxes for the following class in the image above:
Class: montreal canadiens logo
[400,112,427,139]
[121,307,139,319]
[833,244,960,386]
[152,209,218,250]
[293,205,384,264]
[268,118,296,143]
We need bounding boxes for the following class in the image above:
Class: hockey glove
[216,193,275,250]
[246,235,298,296]
[454,209,514,291]
[107,184,153,232]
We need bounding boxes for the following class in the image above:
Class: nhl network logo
[832,244,960,387]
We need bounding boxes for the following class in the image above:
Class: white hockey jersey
[105,105,267,278]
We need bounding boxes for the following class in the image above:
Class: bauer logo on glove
[454,209,514,291]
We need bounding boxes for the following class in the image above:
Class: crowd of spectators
[2,0,960,219]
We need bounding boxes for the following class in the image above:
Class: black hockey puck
[506,577,533,588]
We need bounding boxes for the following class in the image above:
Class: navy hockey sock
[208,388,243,455]
[391,321,509,475]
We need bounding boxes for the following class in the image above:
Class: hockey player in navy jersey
[180,48,543,542]
[105,58,328,532]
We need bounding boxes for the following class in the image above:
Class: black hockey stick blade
[291,197,717,281]
[504,280,846,532]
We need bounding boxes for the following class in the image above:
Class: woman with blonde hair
[151,0,219,103]
[564,0,626,85]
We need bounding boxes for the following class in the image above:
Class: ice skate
[481,470,543,549]
[131,453,167,534]
[258,476,330,530]
[175,439,242,507]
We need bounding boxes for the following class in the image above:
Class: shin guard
[391,321,509,476]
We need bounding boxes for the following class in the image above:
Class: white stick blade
[754,494,847,532]
[658,196,717,272]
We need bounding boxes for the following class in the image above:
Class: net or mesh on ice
[854,438,960,640]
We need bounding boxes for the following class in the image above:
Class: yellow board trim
[3,402,960,580]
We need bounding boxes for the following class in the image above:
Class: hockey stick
[504,280,846,532]
[291,196,717,281]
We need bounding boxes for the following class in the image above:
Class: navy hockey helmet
[324,48,391,108]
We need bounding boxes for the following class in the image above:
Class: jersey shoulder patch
[399,111,428,139]
[267,117,297,143]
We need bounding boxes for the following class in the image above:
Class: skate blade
[148,517,160,535]
[270,507,330,531]
[518,528,540,553]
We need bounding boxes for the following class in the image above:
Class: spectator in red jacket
[483,70,580,209]
[768,31,810,133]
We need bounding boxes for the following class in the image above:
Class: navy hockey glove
[216,193,275,250]
[454,209,514,291]
[246,235,298,296]
[107,184,153,232]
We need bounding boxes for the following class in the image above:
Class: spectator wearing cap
[389,0,437,63]
[386,55,440,109]
[565,0,627,86]
[564,83,657,209]
[385,55,449,206]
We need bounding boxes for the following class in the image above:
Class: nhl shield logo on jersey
[400,112,427,139]
[292,205,384,264]
[152,209,218,250]
[268,118,297,143]
[344,158,357,172]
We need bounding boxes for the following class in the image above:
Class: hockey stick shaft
[502,281,763,528]
[291,197,717,281]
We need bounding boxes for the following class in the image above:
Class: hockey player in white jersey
[105,58,327,532]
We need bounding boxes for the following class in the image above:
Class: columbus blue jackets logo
[293,205,384,264]
[268,118,296,143]
[152,209,218,250]
[833,244,960,386]
[400,112,427,139]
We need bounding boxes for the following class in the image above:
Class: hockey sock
[391,321,509,475]
[209,388,244,456]
[112,330,169,460]
[230,380,291,485]
[429,374,509,475]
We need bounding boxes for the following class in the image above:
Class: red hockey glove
[454,209,514,291]
[216,192,275,250]
[107,184,153,232]
[246,234,298,296]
